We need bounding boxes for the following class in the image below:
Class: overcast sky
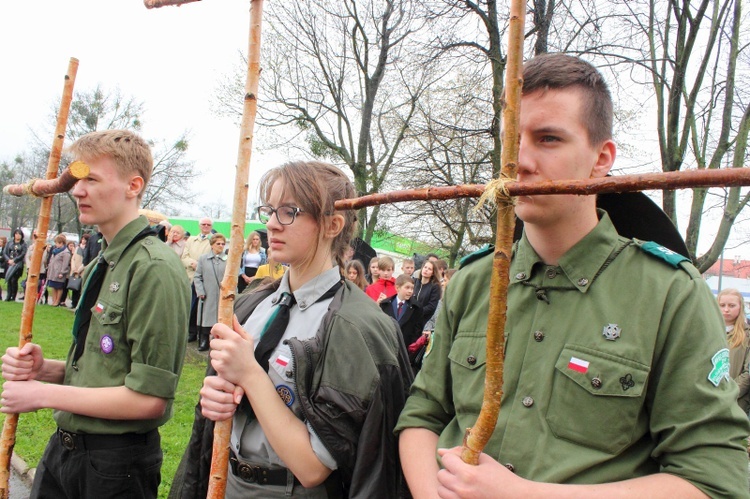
[0,0,282,218]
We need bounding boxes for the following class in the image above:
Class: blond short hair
[67,129,153,199]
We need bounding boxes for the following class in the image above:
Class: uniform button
[545,267,557,279]
[515,272,527,280]
[109,261,116,270]
[467,355,477,365]
[522,396,534,407]
[577,278,589,286]
[282,340,289,345]
[591,377,602,389]
[108,312,117,320]
[286,370,294,378]
[505,463,515,472]
[533,330,544,342]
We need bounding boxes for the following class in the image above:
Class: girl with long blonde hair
[717,288,750,412]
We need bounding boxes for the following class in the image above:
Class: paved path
[9,467,31,499]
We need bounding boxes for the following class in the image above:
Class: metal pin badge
[100,335,115,354]
[109,282,120,293]
[602,323,621,341]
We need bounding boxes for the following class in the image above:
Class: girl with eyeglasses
[177,161,412,498]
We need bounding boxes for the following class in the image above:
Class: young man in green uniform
[1,129,190,498]
[396,54,750,498]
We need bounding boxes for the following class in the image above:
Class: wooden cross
[0,57,79,499]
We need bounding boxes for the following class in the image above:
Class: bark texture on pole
[460,0,525,465]
[333,168,750,211]
[0,57,79,499]
[207,1,264,497]
[3,161,89,197]
[144,0,201,8]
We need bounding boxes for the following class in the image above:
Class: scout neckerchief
[241,279,343,417]
[71,225,160,368]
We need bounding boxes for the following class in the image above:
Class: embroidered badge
[94,302,104,314]
[275,354,290,367]
[424,334,434,359]
[602,323,621,341]
[109,282,120,293]
[100,335,114,354]
[640,241,689,268]
[276,385,295,407]
[708,348,731,387]
[619,373,635,391]
[567,356,589,374]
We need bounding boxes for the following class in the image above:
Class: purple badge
[100,335,114,354]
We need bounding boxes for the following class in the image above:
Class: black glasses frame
[257,205,305,226]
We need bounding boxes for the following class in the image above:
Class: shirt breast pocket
[448,334,487,417]
[92,301,124,353]
[546,345,650,455]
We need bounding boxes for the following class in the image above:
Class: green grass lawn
[0,299,208,498]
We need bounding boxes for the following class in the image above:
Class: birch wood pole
[0,57,79,499]
[144,0,201,8]
[3,161,89,197]
[207,1,264,497]
[333,168,750,210]
[460,0,525,465]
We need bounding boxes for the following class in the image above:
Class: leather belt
[229,450,299,486]
[56,428,157,451]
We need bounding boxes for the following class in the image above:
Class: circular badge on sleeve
[100,335,115,354]
[275,385,295,407]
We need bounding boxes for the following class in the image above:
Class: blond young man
[1,130,190,498]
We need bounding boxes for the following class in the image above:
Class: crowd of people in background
[1,218,453,370]
[0,229,90,307]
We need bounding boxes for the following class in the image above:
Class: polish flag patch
[275,354,290,367]
[567,356,589,374]
[95,302,104,313]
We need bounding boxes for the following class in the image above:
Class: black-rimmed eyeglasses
[257,205,305,226]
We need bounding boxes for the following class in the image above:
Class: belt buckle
[59,430,76,450]
[237,463,259,483]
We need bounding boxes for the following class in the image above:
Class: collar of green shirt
[511,210,621,293]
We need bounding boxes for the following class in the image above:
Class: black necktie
[254,292,296,370]
[254,280,344,370]
[240,279,343,417]
[71,256,108,366]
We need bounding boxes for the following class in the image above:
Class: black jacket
[380,296,423,348]
[413,280,440,322]
[170,280,413,498]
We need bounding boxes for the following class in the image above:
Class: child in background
[401,258,416,281]
[366,256,396,303]
[365,256,379,284]
[345,260,368,291]
[380,274,422,350]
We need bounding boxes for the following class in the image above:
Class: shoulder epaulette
[459,245,494,269]
[633,239,691,269]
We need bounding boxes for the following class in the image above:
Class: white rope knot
[474,175,516,212]
[24,179,42,198]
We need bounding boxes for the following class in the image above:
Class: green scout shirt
[396,212,750,498]
[55,216,191,434]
